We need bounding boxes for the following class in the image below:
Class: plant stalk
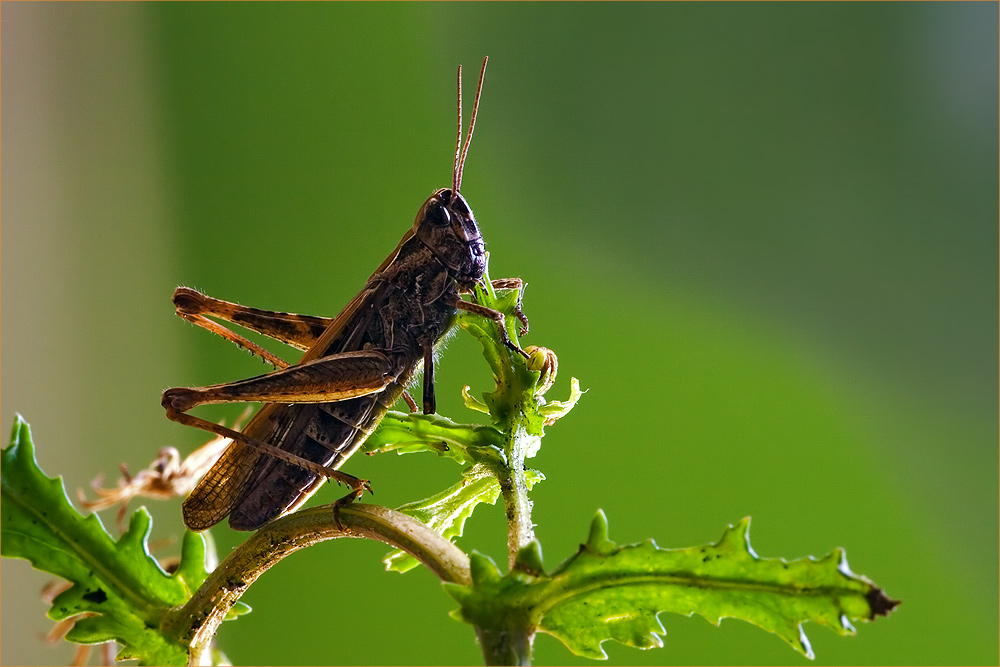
[500,423,536,570]
[486,421,538,664]
[160,504,470,666]
[477,626,534,666]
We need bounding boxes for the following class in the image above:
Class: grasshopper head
[412,58,491,288]
[414,187,486,287]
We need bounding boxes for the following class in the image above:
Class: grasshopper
[162,57,528,531]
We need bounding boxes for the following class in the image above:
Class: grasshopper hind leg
[330,481,370,531]
[171,287,334,369]
[224,400,377,531]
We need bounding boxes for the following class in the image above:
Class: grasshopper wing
[181,405,278,531]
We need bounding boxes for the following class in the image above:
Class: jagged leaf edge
[0,416,218,665]
[367,411,506,468]
[385,466,544,573]
[444,510,897,661]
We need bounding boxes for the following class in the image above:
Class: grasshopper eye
[425,203,452,227]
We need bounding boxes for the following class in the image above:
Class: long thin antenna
[452,64,464,196]
[454,56,488,194]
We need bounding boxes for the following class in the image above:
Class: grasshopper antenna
[453,56,488,195]
[452,64,464,196]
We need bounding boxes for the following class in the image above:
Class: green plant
[1,269,898,665]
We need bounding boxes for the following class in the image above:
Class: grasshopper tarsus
[511,341,531,360]
[331,482,369,531]
[456,298,531,360]
[512,304,529,338]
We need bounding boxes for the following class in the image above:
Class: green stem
[160,504,470,665]
[500,424,536,570]
[477,626,534,666]
[488,422,539,665]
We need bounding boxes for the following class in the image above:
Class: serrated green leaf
[0,416,240,665]
[385,465,544,573]
[514,540,546,576]
[461,385,491,413]
[445,510,899,660]
[174,529,212,596]
[367,411,506,467]
[538,377,585,425]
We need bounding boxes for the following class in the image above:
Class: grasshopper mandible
[162,57,528,531]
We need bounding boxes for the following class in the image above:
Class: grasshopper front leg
[420,286,527,416]
[455,297,531,360]
[488,277,529,337]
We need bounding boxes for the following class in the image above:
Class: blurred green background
[3,3,996,665]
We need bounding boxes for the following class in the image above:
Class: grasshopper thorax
[414,187,486,287]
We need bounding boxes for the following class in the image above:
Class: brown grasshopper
[162,57,528,531]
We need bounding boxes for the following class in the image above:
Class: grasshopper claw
[331,483,368,531]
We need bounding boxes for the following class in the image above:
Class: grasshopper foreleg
[488,277,529,337]
[455,298,531,360]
